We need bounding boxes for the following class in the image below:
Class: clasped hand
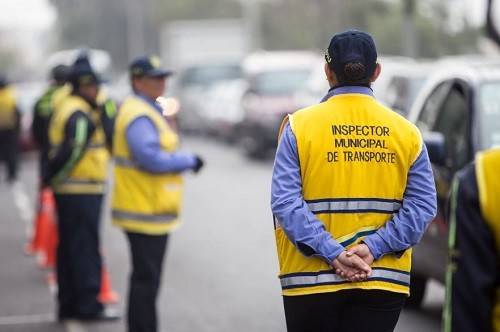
[331,243,374,282]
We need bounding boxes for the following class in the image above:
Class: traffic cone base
[35,189,58,269]
[23,189,53,256]
[99,265,120,304]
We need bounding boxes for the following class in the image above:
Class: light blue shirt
[125,93,197,173]
[270,87,437,263]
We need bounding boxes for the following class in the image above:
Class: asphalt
[0,152,123,332]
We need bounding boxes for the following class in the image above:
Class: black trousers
[54,193,103,319]
[0,129,18,182]
[283,289,406,332]
[126,232,169,332]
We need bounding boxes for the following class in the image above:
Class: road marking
[0,313,55,325]
[65,319,88,332]
[10,180,34,238]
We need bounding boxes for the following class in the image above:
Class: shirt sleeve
[126,116,197,173]
[271,123,345,264]
[362,142,438,259]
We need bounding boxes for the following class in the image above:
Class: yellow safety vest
[111,96,183,235]
[48,94,109,194]
[475,148,500,331]
[276,92,423,296]
[0,87,17,130]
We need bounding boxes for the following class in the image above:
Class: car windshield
[478,81,500,149]
[181,65,243,87]
[253,69,311,95]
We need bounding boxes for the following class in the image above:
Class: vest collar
[320,86,374,103]
[135,92,164,114]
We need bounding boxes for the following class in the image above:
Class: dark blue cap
[68,52,103,86]
[129,55,173,78]
[325,29,378,83]
[51,64,70,83]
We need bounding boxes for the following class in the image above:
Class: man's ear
[324,63,337,88]
[371,62,382,82]
[324,63,333,81]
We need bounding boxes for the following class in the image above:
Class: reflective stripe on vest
[87,142,106,149]
[112,210,177,223]
[114,156,138,168]
[307,198,402,215]
[57,178,105,186]
[280,267,411,290]
[51,142,106,151]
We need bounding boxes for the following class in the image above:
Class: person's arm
[44,111,95,184]
[126,116,198,173]
[361,143,437,259]
[99,98,117,151]
[271,123,345,264]
[31,100,46,148]
[443,165,497,332]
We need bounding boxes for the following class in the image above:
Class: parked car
[406,57,500,307]
[172,62,244,134]
[375,60,435,117]
[198,79,248,143]
[238,50,322,158]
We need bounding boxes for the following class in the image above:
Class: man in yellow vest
[44,52,118,321]
[443,148,500,332]
[32,64,70,180]
[111,55,203,332]
[271,29,437,331]
[0,76,20,183]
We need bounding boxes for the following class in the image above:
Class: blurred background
[1,1,500,331]
[1,0,499,153]
[0,0,496,79]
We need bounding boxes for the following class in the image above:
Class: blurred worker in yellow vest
[0,76,20,184]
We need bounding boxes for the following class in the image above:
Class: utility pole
[241,0,262,51]
[125,0,145,61]
[402,0,418,58]
[486,0,500,47]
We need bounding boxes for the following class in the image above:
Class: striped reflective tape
[114,157,138,168]
[280,268,410,289]
[307,198,402,214]
[112,210,177,223]
[86,142,106,149]
[58,179,105,185]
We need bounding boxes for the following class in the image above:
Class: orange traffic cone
[98,263,120,304]
[35,188,57,269]
[36,211,58,269]
[23,188,53,255]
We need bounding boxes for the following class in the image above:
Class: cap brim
[145,69,174,77]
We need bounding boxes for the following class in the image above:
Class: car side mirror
[423,131,446,166]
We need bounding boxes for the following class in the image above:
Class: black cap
[68,52,103,87]
[51,64,70,83]
[129,55,173,78]
[325,29,378,83]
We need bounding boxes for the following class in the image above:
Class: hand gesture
[346,243,374,266]
[332,250,372,282]
[193,155,204,173]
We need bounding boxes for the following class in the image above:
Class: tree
[46,0,484,76]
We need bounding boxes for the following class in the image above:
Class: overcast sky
[0,0,491,31]
[0,0,56,30]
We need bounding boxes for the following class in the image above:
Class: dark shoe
[58,314,75,322]
[79,308,121,321]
